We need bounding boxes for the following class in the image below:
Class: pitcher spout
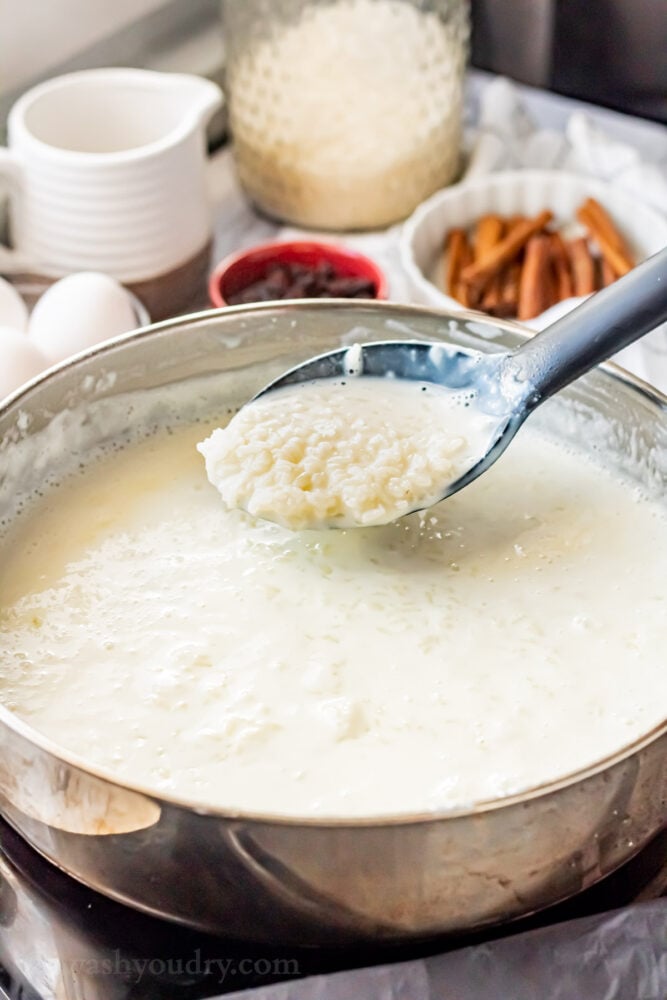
[166,73,224,130]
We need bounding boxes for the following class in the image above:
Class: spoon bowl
[254,339,522,510]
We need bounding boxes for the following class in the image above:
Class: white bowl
[400,170,667,330]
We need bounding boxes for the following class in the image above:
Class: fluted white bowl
[400,169,667,330]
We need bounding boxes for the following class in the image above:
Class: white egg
[0,277,29,332]
[28,272,139,364]
[0,326,47,400]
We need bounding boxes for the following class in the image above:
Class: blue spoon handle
[507,245,667,409]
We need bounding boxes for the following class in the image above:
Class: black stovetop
[1,817,666,1000]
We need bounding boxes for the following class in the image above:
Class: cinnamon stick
[444,228,470,299]
[549,232,574,300]
[495,219,529,316]
[474,215,504,260]
[483,264,519,317]
[503,263,522,316]
[568,237,596,296]
[481,278,503,315]
[461,210,553,293]
[577,201,634,277]
[455,238,475,307]
[581,198,633,257]
[476,216,505,313]
[441,202,632,322]
[601,257,616,287]
[518,235,553,320]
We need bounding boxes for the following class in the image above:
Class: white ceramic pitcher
[0,69,223,290]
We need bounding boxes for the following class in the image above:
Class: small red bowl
[209,239,389,307]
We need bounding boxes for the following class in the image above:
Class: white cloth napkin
[467,77,667,212]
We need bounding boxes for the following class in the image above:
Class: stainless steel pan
[0,301,665,945]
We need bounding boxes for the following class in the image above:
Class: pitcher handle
[0,149,37,275]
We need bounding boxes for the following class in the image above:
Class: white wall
[1,0,172,94]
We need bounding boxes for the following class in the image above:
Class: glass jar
[221,0,469,230]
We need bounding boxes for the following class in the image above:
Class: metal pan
[0,301,665,945]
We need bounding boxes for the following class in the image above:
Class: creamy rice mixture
[0,416,666,818]
[199,378,496,529]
